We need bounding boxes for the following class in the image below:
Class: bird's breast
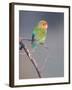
[35,29,47,43]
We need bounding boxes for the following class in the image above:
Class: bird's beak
[45,24,48,29]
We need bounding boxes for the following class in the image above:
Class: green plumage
[32,27,47,48]
[31,20,48,48]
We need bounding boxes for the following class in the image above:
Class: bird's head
[38,20,48,30]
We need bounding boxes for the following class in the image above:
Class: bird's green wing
[32,27,47,48]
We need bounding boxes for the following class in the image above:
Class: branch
[19,41,41,78]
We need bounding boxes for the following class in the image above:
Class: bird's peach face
[42,22,48,29]
[39,21,48,30]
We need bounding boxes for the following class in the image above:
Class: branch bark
[19,40,41,78]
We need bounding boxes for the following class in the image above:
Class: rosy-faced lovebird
[32,20,48,48]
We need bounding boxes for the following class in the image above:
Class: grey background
[19,10,64,79]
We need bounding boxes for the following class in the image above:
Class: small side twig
[19,40,41,78]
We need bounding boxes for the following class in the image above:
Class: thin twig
[19,40,41,78]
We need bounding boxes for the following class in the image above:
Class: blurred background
[19,10,64,79]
